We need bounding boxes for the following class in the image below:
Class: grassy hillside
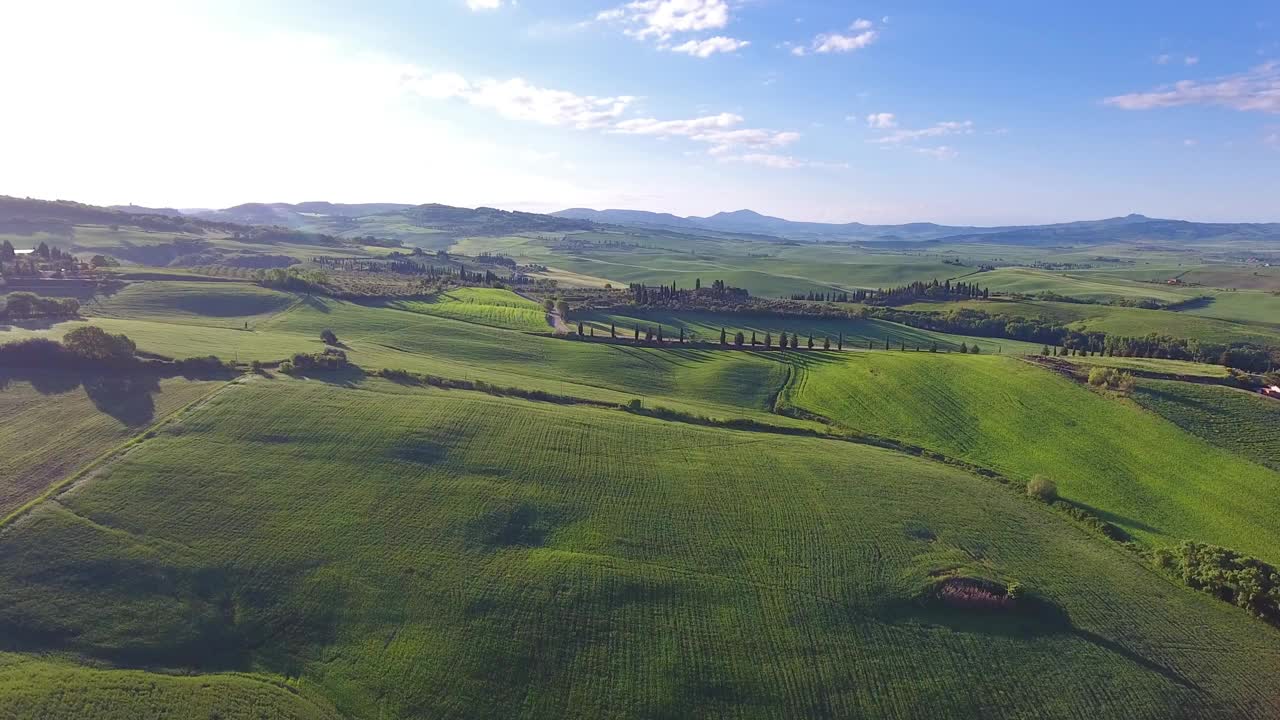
[581,309,1043,354]
[0,653,339,720]
[976,268,1196,304]
[1133,379,1280,472]
[781,352,1280,560]
[0,371,222,519]
[389,287,548,333]
[86,281,298,328]
[2,377,1278,718]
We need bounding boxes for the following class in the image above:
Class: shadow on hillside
[0,317,76,332]
[293,366,367,388]
[299,294,332,313]
[0,368,161,427]
[1065,501,1161,536]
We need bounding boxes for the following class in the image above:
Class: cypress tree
[751,331,758,346]
[808,335,815,350]
[790,334,799,349]
[611,323,616,338]
[960,342,969,354]
[837,333,843,351]
[823,337,831,350]
[720,328,727,345]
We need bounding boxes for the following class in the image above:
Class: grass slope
[86,281,297,329]
[1,378,1278,718]
[0,653,339,720]
[781,352,1280,559]
[0,371,221,518]
[1133,379,1280,472]
[582,309,1043,354]
[389,288,548,333]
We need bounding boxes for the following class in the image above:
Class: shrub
[320,329,339,346]
[1088,367,1136,394]
[1154,541,1280,624]
[1026,475,1058,503]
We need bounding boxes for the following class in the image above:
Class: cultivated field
[0,371,223,519]
[781,352,1280,560]
[1134,379,1280,472]
[2,378,1278,718]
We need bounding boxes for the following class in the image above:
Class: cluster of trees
[475,253,518,268]
[628,279,749,306]
[868,306,1275,371]
[312,255,522,288]
[1155,541,1280,625]
[0,292,80,320]
[789,279,990,306]
[0,327,136,369]
[255,267,331,292]
[279,348,349,374]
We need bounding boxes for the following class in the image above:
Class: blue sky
[1,1,1277,224]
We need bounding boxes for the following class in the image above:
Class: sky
[1,1,1278,225]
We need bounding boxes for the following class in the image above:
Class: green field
[781,352,1280,560]
[580,309,1042,354]
[2,377,1279,718]
[0,652,340,720]
[86,281,299,329]
[975,268,1198,304]
[1133,379,1280,472]
[0,371,222,519]
[389,287,549,333]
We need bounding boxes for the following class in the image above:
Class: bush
[0,338,70,367]
[1154,541,1280,624]
[1087,367,1136,394]
[320,329,339,346]
[1026,475,1058,503]
[63,326,136,364]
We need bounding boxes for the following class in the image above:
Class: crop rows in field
[85,281,298,328]
[780,352,1280,560]
[1134,379,1280,472]
[2,377,1279,718]
[0,652,339,720]
[581,309,1043,354]
[389,288,549,333]
[0,371,222,519]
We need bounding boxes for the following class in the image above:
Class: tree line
[0,292,80,320]
[788,278,989,306]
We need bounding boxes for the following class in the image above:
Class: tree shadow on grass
[293,365,367,388]
[0,368,161,427]
[1064,500,1162,537]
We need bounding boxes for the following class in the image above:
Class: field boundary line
[0,376,246,533]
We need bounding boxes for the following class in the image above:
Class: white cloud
[407,73,635,129]
[599,0,730,41]
[1155,54,1172,65]
[613,113,799,155]
[1184,55,1200,66]
[914,146,958,160]
[668,36,749,57]
[1104,62,1280,113]
[1183,138,1198,146]
[871,120,975,144]
[794,18,880,56]
[465,0,504,10]
[718,154,847,170]
[866,112,897,129]
[814,29,878,54]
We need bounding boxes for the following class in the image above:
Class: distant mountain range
[2,195,1274,248]
[553,208,1280,245]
